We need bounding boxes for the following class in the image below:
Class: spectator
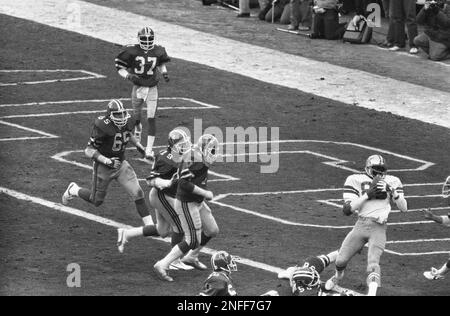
[283,0,313,30]
[263,0,290,23]
[389,0,419,53]
[309,0,347,39]
[414,0,450,61]
[258,0,272,19]
[238,0,251,17]
[379,0,396,48]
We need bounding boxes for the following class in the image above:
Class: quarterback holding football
[325,155,408,296]
[115,27,171,158]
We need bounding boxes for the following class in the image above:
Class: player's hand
[106,157,121,169]
[367,176,387,200]
[126,73,140,85]
[378,180,398,199]
[422,208,434,219]
[204,190,214,201]
[162,73,170,82]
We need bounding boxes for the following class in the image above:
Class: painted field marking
[1,0,449,128]
[0,119,59,141]
[0,69,106,86]
[0,97,220,109]
[219,139,434,173]
[51,148,239,183]
[0,186,284,275]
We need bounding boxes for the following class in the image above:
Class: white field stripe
[0,186,284,275]
[0,119,59,139]
[0,69,106,86]
[0,0,449,128]
[0,97,220,109]
[386,238,450,244]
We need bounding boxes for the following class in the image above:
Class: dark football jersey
[150,149,179,198]
[199,272,237,296]
[87,115,135,160]
[115,44,170,87]
[176,160,209,203]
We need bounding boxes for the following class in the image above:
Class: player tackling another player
[115,27,170,158]
[62,99,154,226]
[325,155,408,296]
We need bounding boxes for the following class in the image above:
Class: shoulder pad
[94,116,114,132]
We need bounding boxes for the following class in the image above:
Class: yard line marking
[1,0,449,128]
[0,119,59,141]
[0,186,284,275]
[386,238,450,244]
[0,97,220,108]
[0,69,106,86]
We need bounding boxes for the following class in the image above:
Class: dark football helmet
[106,99,130,128]
[168,129,192,155]
[138,27,155,51]
[365,154,387,178]
[211,251,237,274]
[291,266,321,295]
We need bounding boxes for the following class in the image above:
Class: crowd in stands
[201,0,450,61]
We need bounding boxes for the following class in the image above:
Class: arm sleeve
[115,50,131,70]
[87,123,105,149]
[343,176,360,202]
[436,10,450,28]
[157,47,171,65]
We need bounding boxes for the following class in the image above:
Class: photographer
[414,0,450,61]
[309,0,346,39]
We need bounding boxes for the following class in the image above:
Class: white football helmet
[196,134,219,166]
[365,154,387,178]
[168,129,191,156]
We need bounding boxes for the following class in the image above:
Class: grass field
[0,1,449,296]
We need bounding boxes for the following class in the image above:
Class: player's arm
[115,50,140,84]
[342,177,367,215]
[157,63,169,82]
[423,209,449,226]
[128,134,148,157]
[85,145,120,169]
[382,179,408,213]
[178,169,213,200]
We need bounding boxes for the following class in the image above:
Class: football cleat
[117,228,128,253]
[182,255,208,271]
[169,258,195,271]
[138,27,155,51]
[153,261,174,282]
[423,268,445,280]
[62,182,79,205]
[324,276,340,291]
[106,99,130,129]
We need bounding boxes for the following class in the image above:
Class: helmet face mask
[211,251,238,274]
[138,27,154,51]
[196,134,219,166]
[106,99,130,128]
[291,266,321,295]
[365,155,387,178]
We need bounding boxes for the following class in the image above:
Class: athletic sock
[146,135,155,152]
[78,188,91,202]
[325,250,339,264]
[125,227,144,240]
[187,246,203,259]
[159,245,184,269]
[135,198,150,218]
[143,225,159,237]
[142,215,154,226]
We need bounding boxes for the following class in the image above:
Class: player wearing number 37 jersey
[62,100,155,227]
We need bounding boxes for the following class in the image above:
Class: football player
[325,155,408,296]
[62,100,154,226]
[199,251,238,296]
[153,134,220,282]
[199,251,279,296]
[422,187,449,280]
[115,27,171,158]
[278,250,338,296]
[116,128,193,270]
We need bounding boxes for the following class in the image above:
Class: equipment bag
[343,16,372,44]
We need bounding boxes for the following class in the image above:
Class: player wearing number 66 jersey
[115,27,171,158]
[62,100,155,227]
[325,154,408,297]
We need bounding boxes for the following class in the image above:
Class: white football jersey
[343,173,404,224]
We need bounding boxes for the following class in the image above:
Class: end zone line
[0,186,284,275]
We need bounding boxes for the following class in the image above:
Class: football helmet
[196,134,219,165]
[211,251,238,274]
[168,129,192,155]
[106,99,130,128]
[138,27,154,51]
[291,266,321,295]
[365,154,387,178]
